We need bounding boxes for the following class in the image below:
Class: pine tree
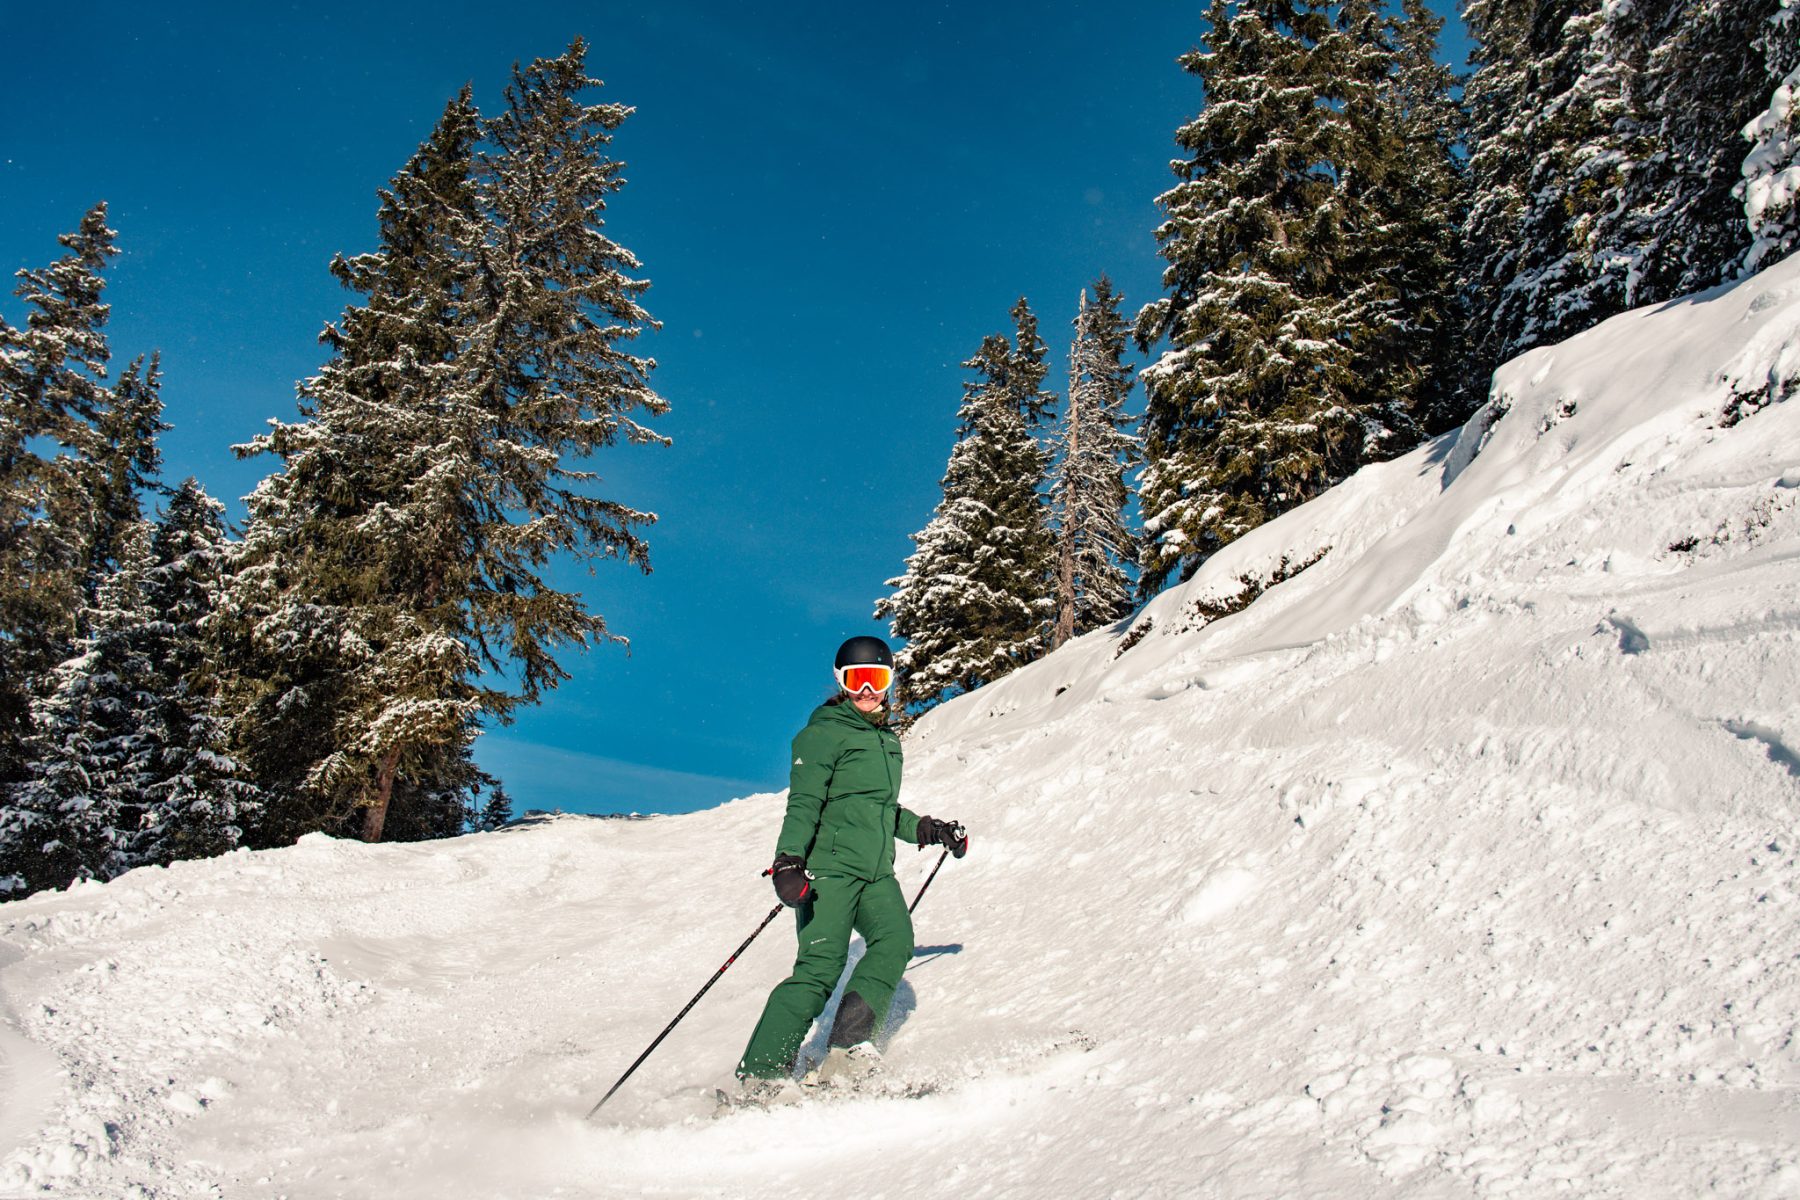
[1006,296,1058,432]
[144,479,231,687]
[1739,0,1800,274]
[1337,0,1469,431]
[1136,0,1367,595]
[1137,0,1464,597]
[134,479,259,868]
[878,318,1056,711]
[1460,0,1789,371]
[1052,280,1139,648]
[82,352,168,607]
[456,38,669,702]
[1608,0,1780,296]
[0,530,159,893]
[226,42,665,843]
[1458,0,1537,377]
[0,502,254,895]
[0,205,117,782]
[222,87,485,843]
[1460,0,1635,367]
[130,693,259,870]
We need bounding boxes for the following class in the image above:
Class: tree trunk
[361,743,404,843]
[360,564,441,844]
[1053,304,1082,650]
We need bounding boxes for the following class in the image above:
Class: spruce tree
[82,352,168,607]
[0,506,253,895]
[1137,0,1465,596]
[220,90,484,843]
[1613,0,1780,296]
[1458,0,1537,377]
[1739,0,1800,274]
[226,42,665,843]
[1006,296,1058,432]
[134,479,260,868]
[456,38,669,703]
[0,530,159,893]
[1460,0,1634,366]
[878,319,1056,711]
[1460,0,1790,371]
[144,479,231,688]
[1051,280,1139,648]
[1337,0,1469,431]
[1136,0,1365,595]
[0,205,118,782]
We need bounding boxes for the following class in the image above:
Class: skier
[733,635,967,1100]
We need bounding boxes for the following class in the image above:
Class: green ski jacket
[775,700,921,881]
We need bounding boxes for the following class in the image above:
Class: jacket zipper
[880,728,896,874]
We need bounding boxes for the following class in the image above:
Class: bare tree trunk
[361,743,404,843]
[1053,294,1083,650]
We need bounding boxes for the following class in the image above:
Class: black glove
[915,816,968,859]
[767,854,813,906]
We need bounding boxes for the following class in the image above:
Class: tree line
[3,0,1795,890]
[879,0,1800,713]
[0,41,666,895]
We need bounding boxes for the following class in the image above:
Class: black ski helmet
[834,636,894,670]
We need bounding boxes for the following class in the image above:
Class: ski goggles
[835,663,894,695]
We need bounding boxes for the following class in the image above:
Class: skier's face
[834,663,892,713]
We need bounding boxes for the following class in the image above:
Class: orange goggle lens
[837,664,893,694]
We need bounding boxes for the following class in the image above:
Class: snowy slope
[3,260,1800,1199]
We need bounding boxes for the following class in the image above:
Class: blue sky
[1,2,1470,817]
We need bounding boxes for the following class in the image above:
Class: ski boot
[806,1041,883,1090]
[714,1075,804,1115]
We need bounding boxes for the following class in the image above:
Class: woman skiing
[735,635,967,1096]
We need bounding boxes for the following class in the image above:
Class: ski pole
[908,823,966,914]
[908,849,948,914]
[586,900,785,1118]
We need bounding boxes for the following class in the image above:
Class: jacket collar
[821,698,889,732]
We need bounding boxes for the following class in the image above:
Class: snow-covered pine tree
[877,321,1056,711]
[1459,0,1639,373]
[1336,0,1469,431]
[398,39,664,842]
[455,38,669,692]
[1739,0,1800,274]
[227,42,663,843]
[223,88,487,844]
[1006,296,1059,432]
[0,205,120,782]
[132,479,259,869]
[1051,280,1139,648]
[145,479,230,689]
[1135,0,1368,595]
[1458,0,1535,378]
[1460,0,1790,371]
[81,352,168,608]
[1601,0,1783,297]
[0,528,160,894]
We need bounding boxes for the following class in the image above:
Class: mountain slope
[2,259,1799,1198]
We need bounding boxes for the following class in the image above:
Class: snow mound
[3,261,1800,1197]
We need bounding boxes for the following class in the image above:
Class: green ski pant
[737,872,914,1079]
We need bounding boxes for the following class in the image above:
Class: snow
[4,258,1800,1196]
